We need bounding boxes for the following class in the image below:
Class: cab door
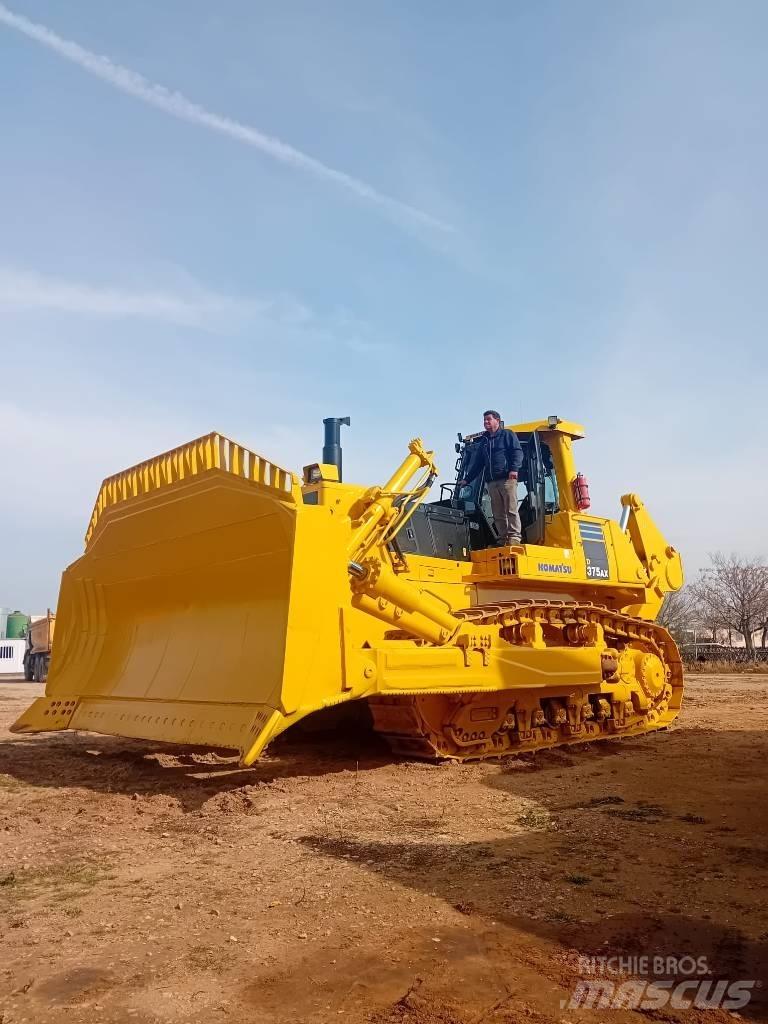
[522,431,546,545]
[451,438,497,549]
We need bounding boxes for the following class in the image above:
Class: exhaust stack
[323,417,350,481]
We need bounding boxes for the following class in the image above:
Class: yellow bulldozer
[13,415,684,763]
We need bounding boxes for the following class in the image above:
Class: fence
[679,643,768,664]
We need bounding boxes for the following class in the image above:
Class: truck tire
[23,656,34,682]
[33,656,44,683]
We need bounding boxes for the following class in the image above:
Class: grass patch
[516,807,554,830]
[0,774,25,792]
[605,803,666,823]
[0,859,112,906]
[565,873,592,886]
[546,908,576,922]
[186,944,236,972]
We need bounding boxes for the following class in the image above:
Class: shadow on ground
[0,704,393,813]
[296,725,768,1021]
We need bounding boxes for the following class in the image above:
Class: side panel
[279,508,351,715]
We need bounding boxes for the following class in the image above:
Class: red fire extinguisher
[572,473,591,510]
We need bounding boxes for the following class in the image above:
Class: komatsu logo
[538,562,573,574]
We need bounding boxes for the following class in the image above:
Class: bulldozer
[12,415,684,763]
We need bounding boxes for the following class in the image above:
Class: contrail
[0,3,452,233]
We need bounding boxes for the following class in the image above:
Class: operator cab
[392,423,561,561]
[452,427,560,548]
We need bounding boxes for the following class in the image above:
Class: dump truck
[12,416,684,762]
[23,611,55,683]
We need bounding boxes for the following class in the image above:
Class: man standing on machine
[458,410,524,546]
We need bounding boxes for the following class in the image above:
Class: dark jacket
[464,428,523,483]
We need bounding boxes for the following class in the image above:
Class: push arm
[347,439,462,645]
[621,493,684,607]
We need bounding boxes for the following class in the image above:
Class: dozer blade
[12,433,346,764]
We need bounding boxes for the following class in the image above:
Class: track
[369,600,684,760]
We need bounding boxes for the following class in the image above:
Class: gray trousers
[487,478,522,545]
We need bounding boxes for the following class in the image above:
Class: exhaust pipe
[323,417,350,481]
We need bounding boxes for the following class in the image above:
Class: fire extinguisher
[572,473,591,510]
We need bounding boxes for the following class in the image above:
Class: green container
[6,611,29,639]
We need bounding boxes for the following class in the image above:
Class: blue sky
[2,0,767,610]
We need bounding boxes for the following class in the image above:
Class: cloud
[0,265,399,362]
[0,3,452,234]
[0,266,262,327]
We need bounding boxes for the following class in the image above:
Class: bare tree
[690,553,768,655]
[657,587,698,640]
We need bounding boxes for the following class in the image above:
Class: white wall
[0,639,26,675]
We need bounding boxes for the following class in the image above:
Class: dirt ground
[1,675,766,1024]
